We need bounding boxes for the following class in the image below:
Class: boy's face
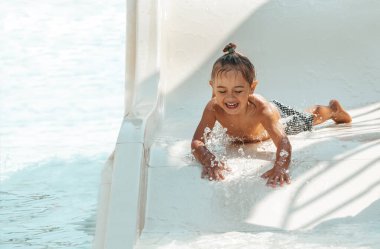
[211,70,254,115]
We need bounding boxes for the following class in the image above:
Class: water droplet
[238,147,245,156]
[279,149,289,158]
[203,122,231,163]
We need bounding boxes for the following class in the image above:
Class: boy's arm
[191,102,227,181]
[260,107,292,187]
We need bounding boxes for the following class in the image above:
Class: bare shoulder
[205,98,217,112]
[249,94,272,113]
[200,98,218,120]
[193,99,217,141]
[249,94,279,120]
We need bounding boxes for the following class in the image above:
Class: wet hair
[211,43,256,85]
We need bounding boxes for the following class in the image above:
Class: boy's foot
[329,99,352,124]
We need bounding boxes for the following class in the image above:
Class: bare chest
[216,114,267,141]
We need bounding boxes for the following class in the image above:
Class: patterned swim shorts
[271,100,314,135]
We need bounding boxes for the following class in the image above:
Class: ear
[209,80,215,98]
[250,80,258,92]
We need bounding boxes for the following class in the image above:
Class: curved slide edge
[93,0,163,248]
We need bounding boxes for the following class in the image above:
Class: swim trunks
[271,100,314,135]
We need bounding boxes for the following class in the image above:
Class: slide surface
[94,1,380,248]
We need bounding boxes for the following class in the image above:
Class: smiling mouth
[225,103,239,109]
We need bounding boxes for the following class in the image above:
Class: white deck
[93,1,380,248]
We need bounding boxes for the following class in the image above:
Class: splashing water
[203,122,231,164]
[279,149,289,158]
[237,147,245,156]
[200,122,276,183]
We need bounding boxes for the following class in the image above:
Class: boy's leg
[306,99,352,126]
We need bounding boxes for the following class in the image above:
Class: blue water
[0,0,125,248]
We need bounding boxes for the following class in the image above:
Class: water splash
[237,147,245,157]
[203,122,231,164]
[279,149,289,158]
[201,122,276,182]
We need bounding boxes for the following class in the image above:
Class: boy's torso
[212,95,281,143]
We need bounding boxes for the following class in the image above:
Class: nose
[226,91,237,99]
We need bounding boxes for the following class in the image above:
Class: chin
[226,110,242,115]
[224,106,243,115]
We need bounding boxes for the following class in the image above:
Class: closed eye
[218,91,226,94]
[235,91,243,93]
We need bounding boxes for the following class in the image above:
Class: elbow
[191,139,203,152]
[191,140,196,153]
[191,139,197,150]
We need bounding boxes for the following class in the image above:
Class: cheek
[215,96,227,107]
[215,96,224,103]
[237,93,250,100]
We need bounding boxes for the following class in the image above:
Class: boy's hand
[261,166,290,187]
[201,161,231,181]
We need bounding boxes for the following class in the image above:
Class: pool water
[0,0,125,248]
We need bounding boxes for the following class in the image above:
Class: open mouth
[225,102,239,109]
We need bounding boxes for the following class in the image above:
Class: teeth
[226,103,238,108]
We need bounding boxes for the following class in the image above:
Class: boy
[191,43,352,187]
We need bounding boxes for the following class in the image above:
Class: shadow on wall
[165,0,380,115]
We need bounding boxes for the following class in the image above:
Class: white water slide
[93,1,380,248]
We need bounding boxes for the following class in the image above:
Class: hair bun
[223,43,237,54]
